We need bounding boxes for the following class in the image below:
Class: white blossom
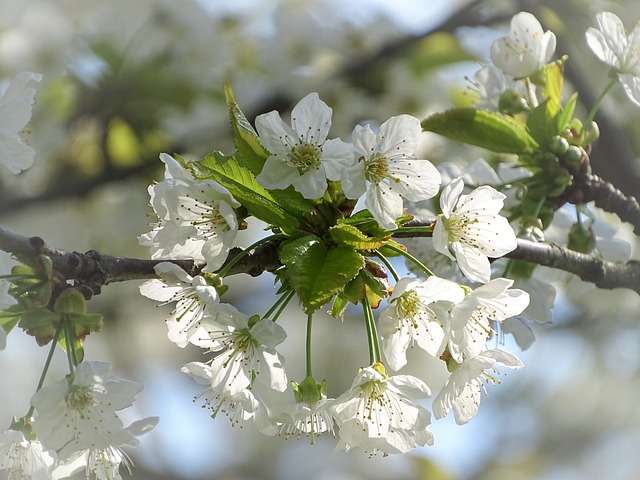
[186,305,288,395]
[433,177,518,284]
[379,276,465,371]
[0,71,42,174]
[467,64,513,110]
[342,114,441,230]
[490,12,556,79]
[255,92,354,199]
[181,362,274,432]
[31,361,156,464]
[140,153,240,272]
[586,11,640,106]
[433,349,523,425]
[444,278,530,362]
[331,364,433,455]
[0,429,56,480]
[139,262,221,348]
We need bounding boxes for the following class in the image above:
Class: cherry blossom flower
[331,363,433,455]
[586,11,640,106]
[433,349,523,425]
[0,428,56,480]
[0,71,42,174]
[444,278,530,362]
[433,177,518,283]
[255,92,354,199]
[181,362,275,433]
[186,304,288,395]
[466,64,513,111]
[490,12,556,79]
[379,276,465,371]
[342,114,441,230]
[30,361,156,464]
[140,153,240,272]
[139,262,221,348]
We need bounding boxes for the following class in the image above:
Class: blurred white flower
[139,262,221,348]
[342,114,441,230]
[0,429,56,480]
[31,361,155,463]
[586,11,640,106]
[490,12,556,79]
[433,177,518,284]
[255,92,354,199]
[433,349,523,425]
[467,64,512,110]
[0,71,42,174]
[379,276,465,371]
[331,363,433,455]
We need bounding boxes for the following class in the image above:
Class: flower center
[364,152,390,184]
[443,214,479,246]
[289,143,322,173]
[66,385,94,413]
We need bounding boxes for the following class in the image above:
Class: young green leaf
[422,108,537,154]
[279,235,364,313]
[196,151,305,233]
[224,83,270,176]
[329,224,388,251]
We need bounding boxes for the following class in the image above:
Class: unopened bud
[550,135,570,155]
[563,146,583,170]
[498,89,530,115]
[582,121,600,145]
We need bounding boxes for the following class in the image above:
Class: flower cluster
[130,76,532,455]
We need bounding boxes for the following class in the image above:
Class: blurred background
[2,0,640,478]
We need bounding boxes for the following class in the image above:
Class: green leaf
[196,151,304,233]
[422,108,537,154]
[541,58,565,120]
[526,99,554,150]
[279,235,364,313]
[0,304,24,334]
[331,293,349,320]
[557,92,578,133]
[224,83,270,176]
[338,210,390,238]
[329,224,388,251]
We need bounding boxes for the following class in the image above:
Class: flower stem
[581,78,616,138]
[216,234,284,278]
[269,289,296,323]
[305,313,313,378]
[263,288,294,321]
[375,251,399,282]
[384,243,435,277]
[362,296,380,364]
[523,77,539,108]
[25,318,64,418]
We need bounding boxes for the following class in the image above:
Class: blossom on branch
[331,363,433,455]
[586,11,640,106]
[140,153,240,272]
[255,92,354,199]
[433,349,523,425]
[342,114,441,230]
[490,12,556,79]
[139,262,221,348]
[379,276,465,371]
[433,177,518,284]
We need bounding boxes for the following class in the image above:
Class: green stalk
[384,243,435,277]
[375,250,399,282]
[305,313,313,378]
[362,296,380,364]
[581,78,616,138]
[270,289,296,323]
[25,318,64,418]
[263,288,294,320]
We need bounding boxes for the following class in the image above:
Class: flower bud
[563,146,583,170]
[498,89,530,114]
[582,121,600,145]
[550,135,570,155]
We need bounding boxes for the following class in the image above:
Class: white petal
[365,184,404,230]
[388,158,441,202]
[292,167,328,199]
[255,156,301,190]
[439,177,464,217]
[255,111,298,156]
[452,242,491,283]
[290,92,332,143]
[378,114,421,157]
[320,137,354,181]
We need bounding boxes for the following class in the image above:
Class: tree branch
[2,224,639,297]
